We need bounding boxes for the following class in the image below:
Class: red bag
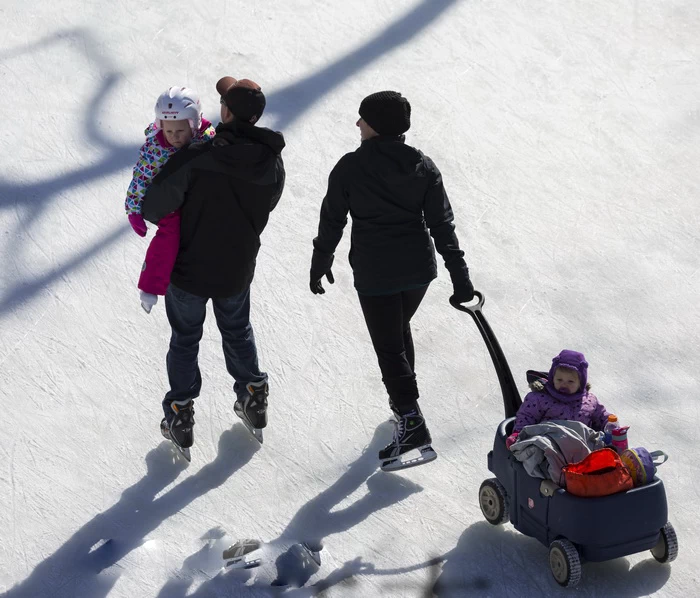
[563,448,634,498]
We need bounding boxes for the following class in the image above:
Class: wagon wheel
[549,539,581,587]
[478,478,509,525]
[651,521,679,563]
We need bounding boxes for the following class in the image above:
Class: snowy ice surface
[1,0,699,596]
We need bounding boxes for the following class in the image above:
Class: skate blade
[380,445,437,472]
[172,442,191,462]
[226,555,262,569]
[225,555,262,569]
[236,413,264,444]
[250,426,263,444]
[163,429,192,462]
[178,446,192,462]
[300,542,322,567]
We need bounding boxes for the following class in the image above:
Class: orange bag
[563,448,634,498]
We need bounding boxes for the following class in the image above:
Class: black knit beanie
[217,77,266,122]
[358,91,411,136]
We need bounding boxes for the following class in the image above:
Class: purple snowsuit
[513,350,609,434]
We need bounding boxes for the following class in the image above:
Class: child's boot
[140,291,158,314]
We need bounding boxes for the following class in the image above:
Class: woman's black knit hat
[359,91,411,136]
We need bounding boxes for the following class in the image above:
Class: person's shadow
[205,515,673,596]
[270,421,424,589]
[277,421,422,545]
[4,425,259,598]
[172,421,424,594]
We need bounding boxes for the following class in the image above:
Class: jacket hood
[359,135,427,181]
[215,120,285,153]
[545,349,588,403]
[206,120,285,184]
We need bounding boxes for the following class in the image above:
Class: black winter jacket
[142,120,285,298]
[312,135,468,294]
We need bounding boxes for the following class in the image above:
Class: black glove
[450,275,474,304]
[310,249,335,295]
[310,269,334,294]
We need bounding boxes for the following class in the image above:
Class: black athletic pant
[357,285,429,412]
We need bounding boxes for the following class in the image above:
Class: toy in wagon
[449,291,678,588]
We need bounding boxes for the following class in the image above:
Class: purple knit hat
[545,350,588,402]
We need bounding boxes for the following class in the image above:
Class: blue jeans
[162,283,267,418]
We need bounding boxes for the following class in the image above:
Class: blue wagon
[450,292,678,587]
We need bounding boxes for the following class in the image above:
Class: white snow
[1,0,699,595]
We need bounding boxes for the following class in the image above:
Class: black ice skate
[223,538,263,569]
[379,409,437,472]
[234,381,268,444]
[271,541,323,588]
[222,538,322,573]
[160,399,195,462]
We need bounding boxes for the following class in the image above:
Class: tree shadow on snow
[3,425,259,598]
[163,421,425,596]
[0,0,459,317]
[0,28,139,317]
[264,0,459,132]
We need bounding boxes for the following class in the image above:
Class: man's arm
[141,144,207,224]
[269,155,285,213]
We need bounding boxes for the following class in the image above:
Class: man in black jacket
[309,91,473,471]
[142,76,285,453]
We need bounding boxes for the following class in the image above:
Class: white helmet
[154,86,202,133]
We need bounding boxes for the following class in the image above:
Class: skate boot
[379,408,437,472]
[388,399,422,421]
[160,399,195,461]
[234,381,268,444]
[388,399,400,421]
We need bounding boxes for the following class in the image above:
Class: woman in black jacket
[310,91,474,470]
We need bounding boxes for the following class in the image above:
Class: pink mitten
[505,432,519,449]
[128,213,148,237]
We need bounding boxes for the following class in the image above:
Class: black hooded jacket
[142,120,285,298]
[312,135,468,294]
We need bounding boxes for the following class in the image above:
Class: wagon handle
[449,291,522,418]
[449,290,485,314]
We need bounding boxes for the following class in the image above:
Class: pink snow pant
[138,211,180,296]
